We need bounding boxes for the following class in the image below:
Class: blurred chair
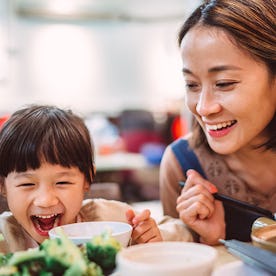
[85,182,122,201]
[119,109,163,153]
[0,115,9,129]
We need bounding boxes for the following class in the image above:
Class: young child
[0,105,165,253]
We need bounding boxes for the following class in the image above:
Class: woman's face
[180,26,276,154]
[4,162,89,244]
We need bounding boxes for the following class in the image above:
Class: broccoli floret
[8,248,45,266]
[7,248,46,275]
[85,232,121,271]
[40,228,87,275]
[0,229,120,275]
[0,252,12,266]
[85,262,103,276]
[0,265,18,276]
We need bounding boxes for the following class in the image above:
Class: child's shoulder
[0,212,24,253]
[80,198,131,223]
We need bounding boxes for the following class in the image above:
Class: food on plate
[84,231,121,271]
[0,229,121,276]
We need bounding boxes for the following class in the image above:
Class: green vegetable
[85,231,121,271]
[0,252,13,266]
[40,228,88,275]
[80,262,102,276]
[0,229,121,275]
[0,265,18,276]
[6,249,46,275]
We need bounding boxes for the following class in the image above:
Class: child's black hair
[0,105,95,184]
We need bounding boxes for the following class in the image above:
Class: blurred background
[0,0,201,210]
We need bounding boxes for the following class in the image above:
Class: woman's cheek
[186,96,198,114]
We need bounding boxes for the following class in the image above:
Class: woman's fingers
[178,183,215,203]
[184,169,218,194]
[176,169,218,221]
[177,198,213,222]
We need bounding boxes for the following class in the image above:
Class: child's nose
[33,188,59,207]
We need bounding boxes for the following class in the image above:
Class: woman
[160,0,276,245]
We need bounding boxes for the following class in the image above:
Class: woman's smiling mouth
[206,120,237,138]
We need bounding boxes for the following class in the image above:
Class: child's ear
[0,180,6,197]
[0,183,7,197]
[84,181,90,193]
[92,164,96,177]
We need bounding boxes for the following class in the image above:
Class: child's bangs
[2,128,81,176]
[39,131,85,169]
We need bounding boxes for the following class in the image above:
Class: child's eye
[56,181,71,185]
[17,183,35,187]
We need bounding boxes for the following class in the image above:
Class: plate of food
[0,222,132,275]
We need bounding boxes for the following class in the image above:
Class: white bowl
[116,241,217,276]
[48,221,132,247]
[212,260,271,276]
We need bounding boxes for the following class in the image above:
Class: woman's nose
[195,89,221,116]
[33,187,59,207]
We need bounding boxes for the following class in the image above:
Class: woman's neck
[224,148,276,195]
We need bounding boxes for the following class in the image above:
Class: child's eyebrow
[55,171,77,177]
[14,172,34,179]
[13,171,77,179]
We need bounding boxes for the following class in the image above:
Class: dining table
[213,244,239,268]
[131,200,274,275]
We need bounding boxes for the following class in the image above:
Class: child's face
[3,162,90,244]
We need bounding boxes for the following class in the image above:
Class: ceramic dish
[49,221,132,247]
[212,260,272,276]
[251,222,276,252]
[116,241,217,276]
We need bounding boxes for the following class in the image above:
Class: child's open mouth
[31,214,61,236]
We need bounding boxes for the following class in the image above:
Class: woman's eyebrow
[182,65,242,75]
[208,65,242,73]
[182,68,193,75]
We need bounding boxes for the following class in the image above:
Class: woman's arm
[159,146,186,217]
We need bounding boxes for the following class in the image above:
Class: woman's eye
[216,81,238,89]
[185,82,200,92]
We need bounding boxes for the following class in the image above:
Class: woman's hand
[126,209,163,244]
[176,169,225,245]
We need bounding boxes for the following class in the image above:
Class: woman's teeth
[207,120,236,131]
